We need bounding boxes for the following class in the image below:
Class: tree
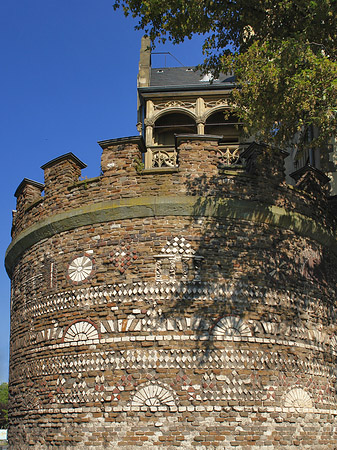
[114,0,336,151]
[0,383,8,429]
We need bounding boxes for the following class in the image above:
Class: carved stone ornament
[195,116,205,125]
[204,98,229,109]
[153,100,196,112]
[218,147,241,166]
[144,117,155,127]
[152,149,177,168]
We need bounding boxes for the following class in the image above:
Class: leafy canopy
[114,0,337,150]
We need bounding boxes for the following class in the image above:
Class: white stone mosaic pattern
[55,374,105,404]
[131,383,176,410]
[284,388,313,410]
[68,256,92,282]
[109,244,138,274]
[20,281,337,330]
[27,349,337,382]
[213,316,252,337]
[63,321,99,343]
[155,237,203,282]
[331,335,337,351]
[220,370,264,401]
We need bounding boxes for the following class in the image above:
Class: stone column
[196,97,205,134]
[144,118,155,147]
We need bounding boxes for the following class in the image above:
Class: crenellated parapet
[13,178,44,236]
[41,152,87,198]
[10,136,335,242]
[14,178,44,208]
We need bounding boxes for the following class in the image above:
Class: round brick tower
[5,136,337,449]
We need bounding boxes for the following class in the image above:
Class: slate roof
[150,67,235,87]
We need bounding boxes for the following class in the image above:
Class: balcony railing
[217,145,243,167]
[144,143,248,171]
[145,146,178,170]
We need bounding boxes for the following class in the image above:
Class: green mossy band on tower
[5,195,336,276]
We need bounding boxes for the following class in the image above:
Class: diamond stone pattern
[109,244,138,274]
[55,373,105,404]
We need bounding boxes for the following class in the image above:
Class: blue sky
[0,0,206,382]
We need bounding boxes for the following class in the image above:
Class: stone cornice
[14,178,44,198]
[98,136,146,153]
[5,196,337,276]
[41,152,87,170]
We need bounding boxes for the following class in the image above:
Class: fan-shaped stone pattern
[68,256,92,283]
[213,316,251,337]
[131,384,176,409]
[331,335,337,352]
[284,388,313,409]
[64,321,99,343]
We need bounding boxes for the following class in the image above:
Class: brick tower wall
[6,136,337,449]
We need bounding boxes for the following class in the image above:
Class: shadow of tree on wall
[155,147,337,398]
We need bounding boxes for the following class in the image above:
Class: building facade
[5,39,337,449]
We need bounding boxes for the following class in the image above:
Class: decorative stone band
[14,348,336,382]
[12,348,337,414]
[12,280,337,326]
[5,196,337,276]
[24,333,337,357]
[20,404,337,416]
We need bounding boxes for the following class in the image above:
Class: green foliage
[228,39,337,149]
[133,156,145,174]
[114,0,336,150]
[0,383,8,429]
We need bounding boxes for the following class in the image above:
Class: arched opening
[205,111,241,143]
[154,112,197,146]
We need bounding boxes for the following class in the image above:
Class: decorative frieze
[20,280,336,326]
[204,98,229,109]
[152,100,196,113]
[21,348,337,381]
